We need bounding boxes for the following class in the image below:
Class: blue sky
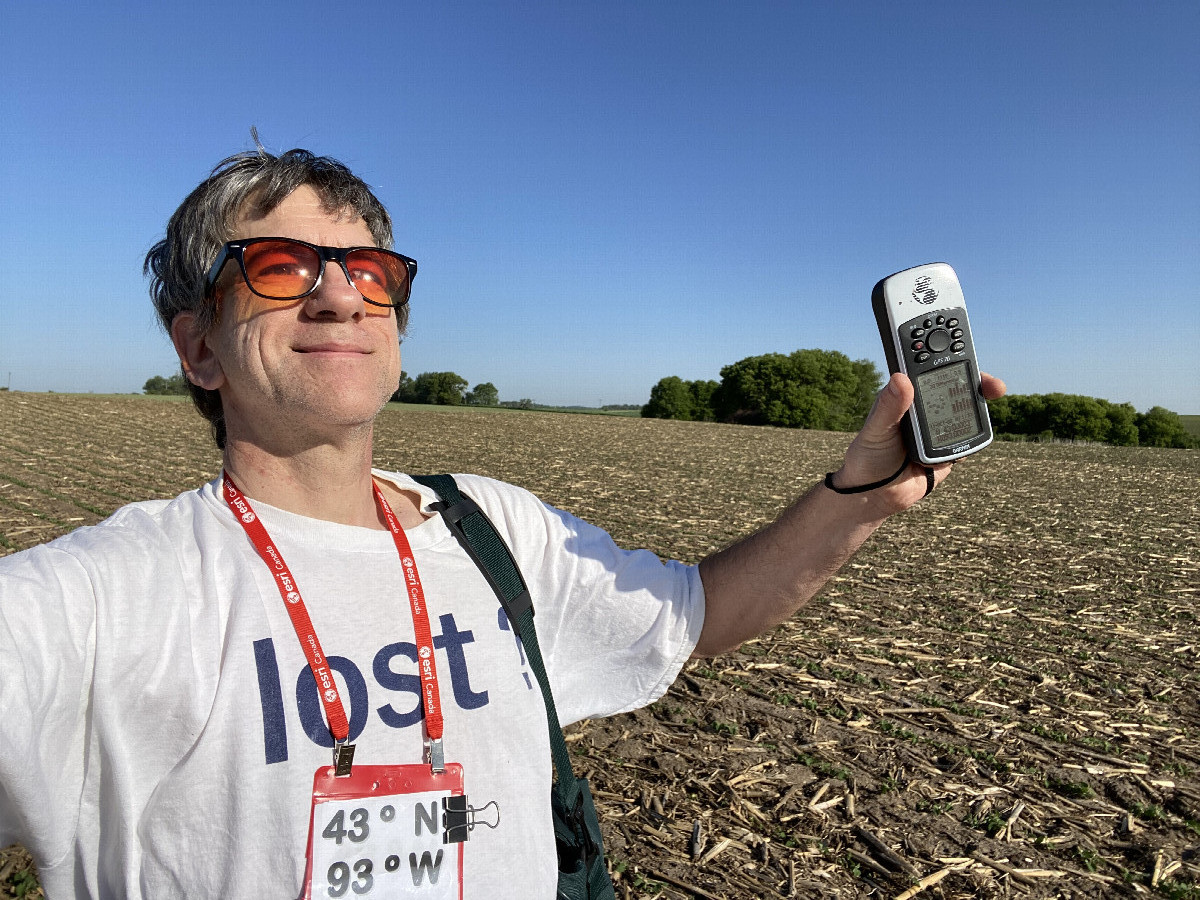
[2,1,1197,413]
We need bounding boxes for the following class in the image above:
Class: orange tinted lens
[241,240,319,298]
[347,249,408,306]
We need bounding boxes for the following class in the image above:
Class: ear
[170,310,225,391]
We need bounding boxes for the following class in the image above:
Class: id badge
[302,764,466,899]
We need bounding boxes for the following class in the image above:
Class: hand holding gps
[872,263,993,465]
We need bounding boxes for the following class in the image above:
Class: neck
[222,428,388,529]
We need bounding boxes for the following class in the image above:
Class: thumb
[862,373,914,439]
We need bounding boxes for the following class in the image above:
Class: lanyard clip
[426,738,445,774]
[333,741,356,777]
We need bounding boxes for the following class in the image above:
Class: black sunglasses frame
[204,237,418,309]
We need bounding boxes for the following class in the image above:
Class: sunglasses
[205,237,417,310]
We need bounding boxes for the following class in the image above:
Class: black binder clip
[441,796,500,844]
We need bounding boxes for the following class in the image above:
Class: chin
[282,378,395,429]
[318,386,393,422]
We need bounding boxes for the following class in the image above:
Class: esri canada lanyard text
[222,472,446,775]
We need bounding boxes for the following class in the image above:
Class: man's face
[193,184,402,448]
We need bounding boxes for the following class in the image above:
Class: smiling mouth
[294,346,371,354]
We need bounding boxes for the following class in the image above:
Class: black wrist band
[824,458,910,495]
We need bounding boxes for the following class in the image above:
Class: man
[0,145,1004,898]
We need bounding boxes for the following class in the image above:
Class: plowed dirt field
[2,392,1197,898]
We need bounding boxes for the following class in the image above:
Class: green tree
[689,380,719,421]
[1045,394,1110,443]
[642,377,719,421]
[412,371,468,405]
[990,393,1189,447]
[143,373,188,395]
[391,371,416,403]
[1103,402,1139,446]
[465,382,499,406]
[711,350,880,430]
[1136,407,1196,448]
[643,376,697,420]
[985,394,1013,434]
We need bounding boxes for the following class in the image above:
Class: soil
[2,393,1197,898]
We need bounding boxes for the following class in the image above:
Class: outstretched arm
[693,371,1006,657]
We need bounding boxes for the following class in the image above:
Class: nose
[302,258,367,321]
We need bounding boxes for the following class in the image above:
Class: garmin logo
[913,275,938,305]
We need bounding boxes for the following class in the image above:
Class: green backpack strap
[412,474,614,899]
[412,474,533,628]
[411,474,576,800]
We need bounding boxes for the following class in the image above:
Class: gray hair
[144,141,409,449]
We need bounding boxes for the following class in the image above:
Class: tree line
[987,394,1195,448]
[143,374,189,395]
[142,365,1196,448]
[389,372,520,407]
[641,350,1196,448]
[143,371,510,407]
[643,349,881,431]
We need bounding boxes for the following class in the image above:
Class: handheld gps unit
[872,263,993,465]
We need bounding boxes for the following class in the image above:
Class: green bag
[413,475,616,900]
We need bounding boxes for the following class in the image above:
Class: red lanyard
[222,472,445,771]
[371,480,445,756]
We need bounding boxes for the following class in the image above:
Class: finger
[979,372,1006,400]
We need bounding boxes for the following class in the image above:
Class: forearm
[694,479,891,657]
[692,372,1005,658]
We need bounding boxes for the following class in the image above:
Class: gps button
[925,329,951,353]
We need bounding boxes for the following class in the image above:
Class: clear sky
[2,1,1197,413]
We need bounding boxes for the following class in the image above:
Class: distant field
[2,392,1198,898]
[387,400,643,417]
[1182,415,1200,439]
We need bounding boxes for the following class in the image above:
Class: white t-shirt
[0,471,704,899]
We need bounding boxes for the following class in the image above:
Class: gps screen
[916,362,981,447]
